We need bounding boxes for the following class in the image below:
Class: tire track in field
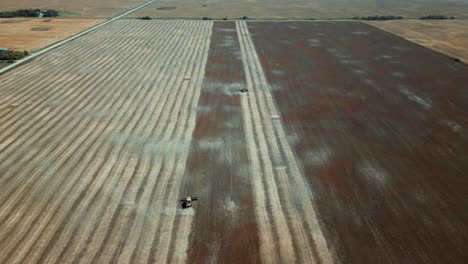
[236,21,334,264]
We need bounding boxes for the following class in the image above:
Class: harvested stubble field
[368,19,468,62]
[0,18,104,52]
[0,19,468,264]
[130,0,468,19]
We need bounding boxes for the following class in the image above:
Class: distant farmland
[0,20,467,264]
[130,0,468,19]
[0,18,104,51]
[368,19,468,62]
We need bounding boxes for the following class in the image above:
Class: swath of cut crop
[236,21,334,264]
[0,20,212,264]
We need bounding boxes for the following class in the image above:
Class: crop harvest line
[0,0,163,75]
[236,21,334,263]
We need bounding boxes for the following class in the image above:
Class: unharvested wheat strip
[245,68,296,263]
[241,22,332,263]
[21,26,177,262]
[54,20,194,260]
[239,21,314,263]
[101,21,207,262]
[94,20,202,262]
[152,22,212,263]
[239,21,313,262]
[235,23,278,264]
[239,23,318,264]
[0,24,169,248]
[240,94,277,263]
[237,21,334,264]
[274,121,334,263]
[237,21,296,263]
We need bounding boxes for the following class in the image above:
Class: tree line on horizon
[0,9,59,18]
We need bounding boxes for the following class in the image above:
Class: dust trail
[236,21,334,264]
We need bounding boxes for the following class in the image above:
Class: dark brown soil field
[182,22,260,263]
[247,21,468,263]
[0,20,467,264]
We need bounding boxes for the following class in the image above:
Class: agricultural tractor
[180,196,197,209]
